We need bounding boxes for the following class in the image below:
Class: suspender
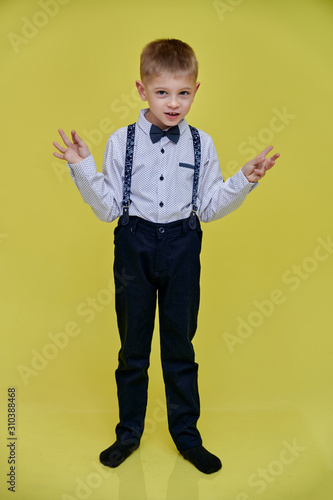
[188,125,201,230]
[121,123,201,229]
[120,123,136,226]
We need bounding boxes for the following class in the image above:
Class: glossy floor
[3,402,331,500]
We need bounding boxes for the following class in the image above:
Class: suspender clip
[121,204,130,226]
[189,209,197,230]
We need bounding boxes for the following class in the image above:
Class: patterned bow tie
[149,124,180,144]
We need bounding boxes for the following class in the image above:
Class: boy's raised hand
[241,146,280,183]
[53,129,91,164]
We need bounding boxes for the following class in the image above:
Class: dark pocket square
[179,162,195,169]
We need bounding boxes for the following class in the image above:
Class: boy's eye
[157,91,167,95]
[180,91,189,96]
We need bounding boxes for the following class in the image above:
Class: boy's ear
[136,80,147,101]
[193,82,200,97]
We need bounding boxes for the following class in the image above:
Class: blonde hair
[140,38,198,83]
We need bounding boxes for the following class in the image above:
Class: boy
[53,39,279,474]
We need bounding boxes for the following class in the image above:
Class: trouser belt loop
[182,218,188,236]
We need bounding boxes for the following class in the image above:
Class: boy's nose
[168,97,179,108]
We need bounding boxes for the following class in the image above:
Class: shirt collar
[137,108,188,139]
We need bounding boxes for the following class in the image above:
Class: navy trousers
[113,215,203,452]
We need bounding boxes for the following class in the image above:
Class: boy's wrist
[240,167,253,183]
[67,153,91,166]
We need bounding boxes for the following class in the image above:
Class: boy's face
[136,72,200,130]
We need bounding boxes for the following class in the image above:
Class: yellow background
[1,0,332,498]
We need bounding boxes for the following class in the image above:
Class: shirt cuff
[238,169,259,191]
[66,154,97,184]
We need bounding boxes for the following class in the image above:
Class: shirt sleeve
[66,135,123,223]
[197,134,258,223]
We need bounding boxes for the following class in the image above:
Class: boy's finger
[254,166,265,175]
[269,153,280,162]
[53,151,65,160]
[58,128,72,147]
[264,154,280,170]
[53,141,66,153]
[256,145,273,159]
[72,130,85,145]
[263,155,279,169]
[253,147,279,167]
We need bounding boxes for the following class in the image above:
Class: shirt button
[161,148,165,153]
[159,202,164,207]
[158,227,165,234]
[160,175,164,181]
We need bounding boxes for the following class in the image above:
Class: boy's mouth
[165,112,180,118]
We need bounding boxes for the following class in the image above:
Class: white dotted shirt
[67,109,258,224]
